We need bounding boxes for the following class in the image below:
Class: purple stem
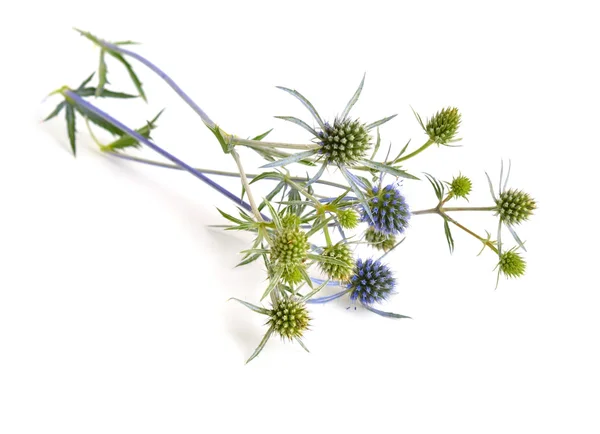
[101,41,215,128]
[66,90,259,215]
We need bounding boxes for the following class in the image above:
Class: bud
[365,227,396,251]
[425,107,461,144]
[497,250,526,279]
[271,226,309,280]
[317,118,371,165]
[348,258,396,305]
[268,298,310,340]
[449,174,472,199]
[337,208,359,229]
[319,242,354,281]
[495,189,536,225]
[362,184,411,235]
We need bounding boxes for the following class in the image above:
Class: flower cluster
[44,29,537,362]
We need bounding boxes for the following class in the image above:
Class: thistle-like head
[365,227,397,252]
[271,219,309,284]
[268,298,310,340]
[317,118,371,165]
[319,242,355,281]
[337,208,359,230]
[497,249,526,279]
[425,107,461,145]
[347,258,396,305]
[449,174,472,199]
[495,189,536,225]
[362,184,410,235]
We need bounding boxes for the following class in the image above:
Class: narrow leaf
[77,72,96,90]
[443,218,455,254]
[107,51,147,101]
[96,49,107,97]
[252,128,274,141]
[276,86,325,130]
[358,159,419,180]
[307,253,349,268]
[246,327,274,364]
[260,268,284,301]
[294,336,310,353]
[229,298,271,315]
[274,116,318,136]
[340,73,365,121]
[65,104,77,156]
[362,304,412,319]
[43,101,66,122]
[260,149,316,168]
[339,165,373,223]
[366,114,397,131]
[507,225,527,252]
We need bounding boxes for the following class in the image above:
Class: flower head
[271,219,309,284]
[268,297,311,340]
[365,227,397,251]
[497,249,526,279]
[449,174,472,199]
[347,258,396,305]
[317,118,371,165]
[495,189,536,225]
[424,107,461,144]
[362,184,411,235]
[319,242,354,281]
[337,208,359,229]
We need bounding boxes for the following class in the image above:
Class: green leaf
[339,165,373,223]
[96,49,108,97]
[73,104,123,136]
[340,73,365,122]
[207,124,231,154]
[262,199,282,229]
[274,116,318,136]
[65,103,77,156]
[305,216,334,238]
[106,50,147,101]
[411,106,426,130]
[236,253,263,267]
[229,298,271,315]
[358,159,419,180]
[252,128,274,141]
[43,101,66,122]
[77,72,96,90]
[246,327,274,364]
[443,217,455,254]
[77,87,137,99]
[366,114,397,131]
[99,110,162,152]
[259,181,285,212]
[369,127,381,160]
[276,86,325,130]
[260,267,284,301]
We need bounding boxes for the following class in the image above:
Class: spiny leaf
[259,181,285,212]
[358,159,419,180]
[73,104,124,136]
[77,73,96,90]
[100,110,163,152]
[260,268,284,301]
[207,124,231,154]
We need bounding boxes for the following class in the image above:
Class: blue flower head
[362,184,411,235]
[348,258,396,306]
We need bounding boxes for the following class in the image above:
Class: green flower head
[365,227,396,252]
[268,298,311,340]
[497,249,526,279]
[319,242,354,281]
[449,174,472,199]
[495,189,536,225]
[424,107,461,145]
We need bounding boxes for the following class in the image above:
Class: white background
[1,1,599,432]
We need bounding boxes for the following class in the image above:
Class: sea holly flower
[319,242,354,281]
[261,75,418,223]
[336,208,359,230]
[365,227,397,252]
[362,183,411,235]
[416,107,462,145]
[230,296,312,363]
[448,174,472,200]
[496,249,527,280]
[269,212,310,286]
[486,161,536,252]
[308,258,410,319]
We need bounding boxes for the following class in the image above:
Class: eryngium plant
[43,29,537,362]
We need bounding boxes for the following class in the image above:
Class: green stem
[412,205,496,215]
[230,148,263,222]
[395,139,434,163]
[323,223,332,247]
[231,136,320,151]
[443,213,498,254]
